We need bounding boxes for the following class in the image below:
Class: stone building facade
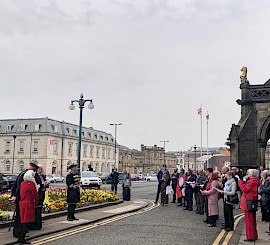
[0,118,118,176]
[119,144,177,174]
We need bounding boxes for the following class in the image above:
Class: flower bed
[0,189,120,215]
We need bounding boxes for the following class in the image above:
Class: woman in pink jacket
[201,172,220,227]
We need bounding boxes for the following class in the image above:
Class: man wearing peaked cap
[66,163,81,221]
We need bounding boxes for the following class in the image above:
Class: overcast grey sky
[0,0,270,151]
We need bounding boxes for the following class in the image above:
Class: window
[54,142,58,154]
[19,161,24,172]
[90,145,93,157]
[94,134,97,139]
[88,132,91,138]
[68,142,73,155]
[100,135,103,141]
[83,145,87,157]
[108,149,111,159]
[33,141,38,152]
[102,147,105,158]
[6,125,13,132]
[105,136,109,142]
[20,124,27,131]
[5,141,11,152]
[66,128,70,134]
[19,141,24,152]
[51,125,58,133]
[82,131,85,137]
[74,129,77,136]
[96,146,100,158]
[34,124,41,132]
[5,161,11,172]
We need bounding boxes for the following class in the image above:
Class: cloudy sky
[0,0,270,151]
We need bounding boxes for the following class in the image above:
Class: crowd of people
[154,164,270,242]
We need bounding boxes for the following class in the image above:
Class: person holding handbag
[237,169,260,242]
[122,171,131,201]
[217,171,237,231]
[259,170,270,222]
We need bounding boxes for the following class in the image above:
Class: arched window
[18,161,25,172]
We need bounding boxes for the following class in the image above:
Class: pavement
[237,213,270,245]
[0,198,149,245]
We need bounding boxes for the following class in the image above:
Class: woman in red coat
[237,169,260,242]
[19,170,39,244]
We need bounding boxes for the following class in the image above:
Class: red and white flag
[197,107,202,116]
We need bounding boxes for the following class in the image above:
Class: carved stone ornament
[240,66,249,84]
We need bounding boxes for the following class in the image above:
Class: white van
[81,171,102,189]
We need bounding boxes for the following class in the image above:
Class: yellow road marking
[212,213,244,245]
[32,201,159,245]
[222,214,244,245]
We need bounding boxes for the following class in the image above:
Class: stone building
[118,144,177,174]
[0,118,118,176]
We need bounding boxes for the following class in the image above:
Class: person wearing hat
[10,162,39,238]
[66,163,81,221]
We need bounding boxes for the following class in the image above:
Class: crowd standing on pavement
[153,164,270,242]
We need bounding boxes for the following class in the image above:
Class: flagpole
[200,104,203,171]
[207,111,209,168]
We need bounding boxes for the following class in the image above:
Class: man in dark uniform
[10,162,39,238]
[170,167,179,203]
[66,163,80,221]
[183,170,196,211]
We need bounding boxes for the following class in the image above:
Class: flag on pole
[197,107,202,116]
[206,111,209,120]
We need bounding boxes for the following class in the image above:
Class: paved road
[40,181,223,245]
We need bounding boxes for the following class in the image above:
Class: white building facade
[0,118,118,176]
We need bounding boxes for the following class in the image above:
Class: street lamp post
[193,145,198,171]
[160,141,169,166]
[12,135,16,174]
[110,123,122,168]
[69,93,94,174]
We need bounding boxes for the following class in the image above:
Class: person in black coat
[66,163,81,221]
[183,170,196,211]
[154,165,170,204]
[170,167,179,203]
[110,168,119,194]
[10,162,39,238]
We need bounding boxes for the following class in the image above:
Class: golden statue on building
[240,66,249,84]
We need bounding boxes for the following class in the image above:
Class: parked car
[105,172,124,184]
[145,174,158,182]
[138,174,144,180]
[47,174,65,183]
[131,174,140,181]
[99,172,110,184]
[2,177,9,192]
[81,171,102,189]
[4,174,17,189]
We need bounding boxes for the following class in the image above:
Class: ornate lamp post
[69,93,94,173]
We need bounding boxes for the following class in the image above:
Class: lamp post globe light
[69,93,94,173]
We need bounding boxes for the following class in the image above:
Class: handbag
[245,194,258,212]
[226,194,239,204]
[166,186,174,195]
